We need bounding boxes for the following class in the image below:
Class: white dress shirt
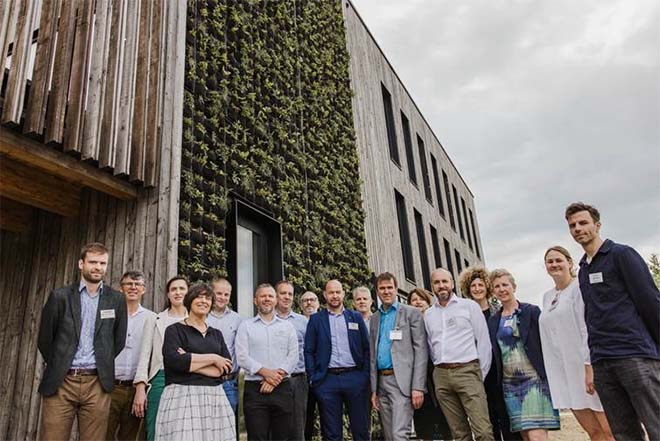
[115,305,155,381]
[236,314,299,381]
[424,293,492,378]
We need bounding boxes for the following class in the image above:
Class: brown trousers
[433,361,494,441]
[106,384,144,441]
[40,374,111,441]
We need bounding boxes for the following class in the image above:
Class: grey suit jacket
[369,303,427,396]
[37,283,127,396]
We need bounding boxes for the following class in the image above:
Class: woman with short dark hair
[155,284,235,440]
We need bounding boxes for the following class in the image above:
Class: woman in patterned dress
[155,283,235,441]
[487,269,560,441]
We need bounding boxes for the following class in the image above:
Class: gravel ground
[550,411,589,441]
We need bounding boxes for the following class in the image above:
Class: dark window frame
[400,111,417,187]
[443,170,456,230]
[381,84,401,166]
[430,154,445,218]
[452,185,465,241]
[414,209,431,290]
[430,224,443,269]
[443,238,454,276]
[461,197,473,250]
[416,134,433,203]
[469,209,482,259]
[395,190,416,282]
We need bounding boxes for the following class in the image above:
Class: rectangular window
[414,210,431,290]
[443,238,454,276]
[464,259,470,269]
[469,209,482,259]
[461,197,473,250]
[430,154,445,218]
[442,170,455,230]
[452,185,465,241]
[455,249,463,275]
[430,225,443,269]
[395,190,415,282]
[417,134,433,203]
[400,111,417,186]
[381,84,400,165]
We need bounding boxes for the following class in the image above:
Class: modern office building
[0,1,482,437]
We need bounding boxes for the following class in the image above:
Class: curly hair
[458,266,492,300]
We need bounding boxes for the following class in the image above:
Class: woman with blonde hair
[459,267,520,440]
[539,246,613,441]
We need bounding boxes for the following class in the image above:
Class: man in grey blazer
[370,272,428,441]
[38,243,127,441]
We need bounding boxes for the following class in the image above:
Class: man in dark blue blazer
[304,279,370,441]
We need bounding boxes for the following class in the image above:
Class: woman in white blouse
[539,246,613,441]
[132,276,189,441]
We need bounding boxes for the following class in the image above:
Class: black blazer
[38,283,127,396]
[487,302,547,383]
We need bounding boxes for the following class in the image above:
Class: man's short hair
[275,280,293,292]
[211,276,232,289]
[184,283,215,311]
[254,283,275,297]
[121,270,145,283]
[565,202,600,223]
[374,272,398,288]
[352,286,372,299]
[80,242,109,260]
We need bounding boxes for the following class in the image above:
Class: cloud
[352,0,659,303]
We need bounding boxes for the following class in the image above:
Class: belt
[67,368,98,376]
[291,372,307,378]
[327,367,356,375]
[435,359,478,369]
[220,372,238,381]
[378,369,395,376]
[114,379,134,386]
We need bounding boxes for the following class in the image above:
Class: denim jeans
[593,357,660,441]
[222,378,239,416]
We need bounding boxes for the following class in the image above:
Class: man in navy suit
[304,279,370,441]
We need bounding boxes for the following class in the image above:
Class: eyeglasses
[301,298,317,303]
[121,282,145,287]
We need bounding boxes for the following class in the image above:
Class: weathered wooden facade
[0,0,186,439]
[343,1,485,295]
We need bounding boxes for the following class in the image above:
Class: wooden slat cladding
[1,0,178,188]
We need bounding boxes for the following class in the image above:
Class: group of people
[36,202,659,441]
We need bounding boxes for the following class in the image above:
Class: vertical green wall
[180,0,371,292]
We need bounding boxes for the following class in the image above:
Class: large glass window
[430,224,443,269]
[430,154,445,218]
[469,209,482,259]
[381,84,400,165]
[443,238,454,277]
[443,170,456,230]
[461,197,473,250]
[452,185,465,241]
[414,209,431,290]
[400,111,417,186]
[395,190,415,282]
[417,135,433,203]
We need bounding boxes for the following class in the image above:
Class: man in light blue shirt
[236,283,299,441]
[207,276,243,417]
[275,280,309,441]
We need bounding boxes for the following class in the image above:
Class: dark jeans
[304,386,318,441]
[593,357,660,441]
[244,380,294,441]
[484,368,521,441]
[314,370,370,441]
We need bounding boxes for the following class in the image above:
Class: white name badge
[390,330,403,341]
[348,322,359,331]
[100,309,116,319]
[589,272,604,284]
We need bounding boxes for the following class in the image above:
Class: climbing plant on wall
[179,0,371,293]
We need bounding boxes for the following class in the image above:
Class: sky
[352,0,659,306]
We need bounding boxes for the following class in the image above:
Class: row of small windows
[382,83,481,259]
[395,189,469,289]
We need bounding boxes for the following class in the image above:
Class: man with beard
[304,280,370,441]
[275,280,309,441]
[38,243,128,441]
[424,268,493,441]
[236,283,299,441]
[299,291,320,319]
[566,202,660,440]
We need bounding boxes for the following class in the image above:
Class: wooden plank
[43,0,78,144]
[1,0,38,125]
[0,196,33,233]
[81,0,112,160]
[0,155,81,216]
[0,126,138,200]
[0,0,20,85]
[144,0,163,187]
[123,198,137,273]
[111,197,126,287]
[23,0,61,136]
[129,0,152,183]
[102,193,117,284]
[113,0,139,176]
[99,0,126,169]
[62,0,94,153]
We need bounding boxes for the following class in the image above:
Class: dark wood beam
[0,126,137,200]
